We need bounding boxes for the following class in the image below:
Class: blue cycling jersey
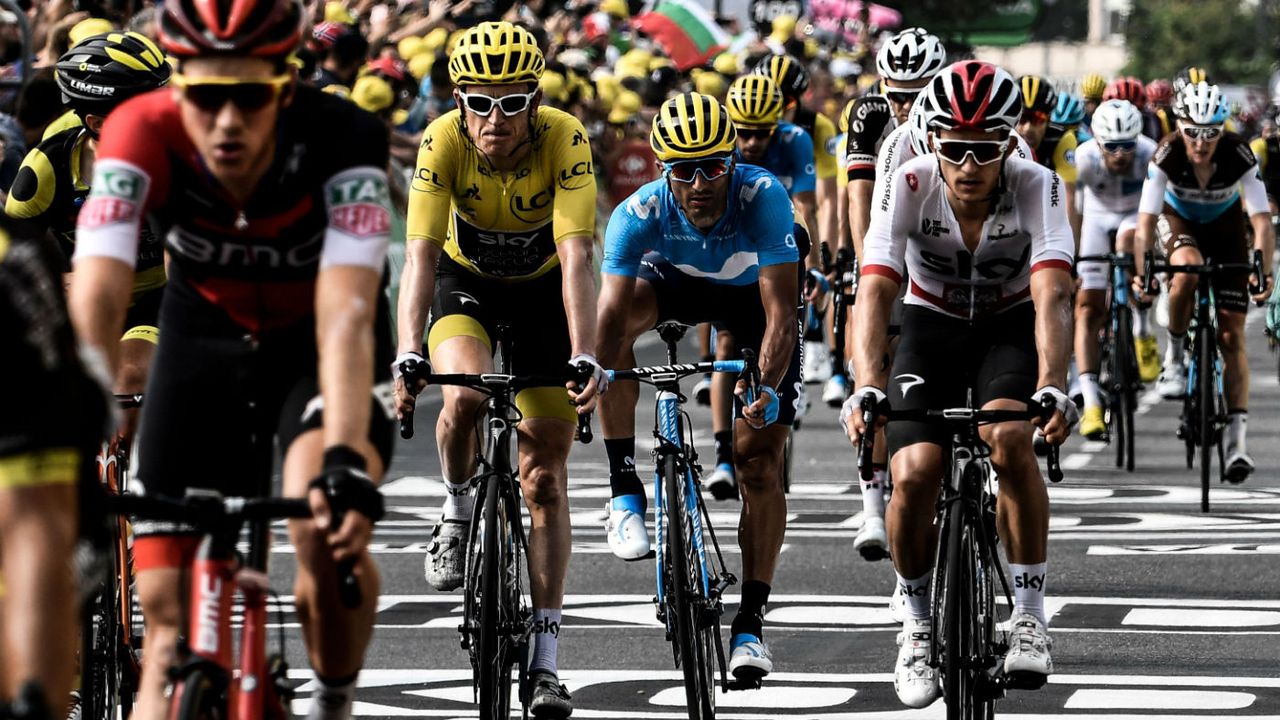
[602,163,799,286]
[741,120,816,196]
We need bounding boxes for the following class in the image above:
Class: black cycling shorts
[426,254,576,422]
[887,304,1038,452]
[1157,202,1250,313]
[132,292,396,539]
[638,251,804,428]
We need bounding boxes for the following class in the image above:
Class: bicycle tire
[782,430,794,494]
[940,495,978,720]
[170,667,226,720]
[1116,309,1138,472]
[1198,328,1215,513]
[81,532,122,720]
[663,453,716,720]
[476,475,515,720]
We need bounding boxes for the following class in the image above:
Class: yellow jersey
[812,112,839,181]
[407,107,597,281]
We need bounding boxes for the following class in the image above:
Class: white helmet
[1174,81,1229,125]
[908,99,929,156]
[1090,99,1144,143]
[875,28,947,83]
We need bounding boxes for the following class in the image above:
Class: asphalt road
[274,307,1280,719]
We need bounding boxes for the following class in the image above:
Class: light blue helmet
[1051,93,1085,127]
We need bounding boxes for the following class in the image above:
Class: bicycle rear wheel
[475,476,517,719]
[1115,308,1138,472]
[1198,331,1215,513]
[663,453,717,720]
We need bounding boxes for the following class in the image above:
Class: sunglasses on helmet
[172,74,291,113]
[1101,140,1138,154]
[934,138,1010,166]
[457,90,538,117]
[1180,124,1223,142]
[663,156,733,183]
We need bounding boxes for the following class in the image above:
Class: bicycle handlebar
[1142,249,1266,297]
[1077,252,1135,268]
[606,359,746,382]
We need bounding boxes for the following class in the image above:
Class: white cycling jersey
[862,155,1075,320]
[1074,136,1156,290]
[870,124,1035,207]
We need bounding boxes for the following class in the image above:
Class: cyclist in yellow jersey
[394,22,600,719]
[5,32,170,444]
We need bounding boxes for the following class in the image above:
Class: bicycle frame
[1184,287,1224,403]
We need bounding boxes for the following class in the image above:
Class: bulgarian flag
[632,0,730,71]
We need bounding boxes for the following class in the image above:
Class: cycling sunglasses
[736,126,775,141]
[934,138,1010,166]
[664,156,733,183]
[457,90,537,117]
[1181,124,1223,142]
[1021,109,1050,124]
[172,74,291,113]
[885,88,922,105]
[1101,140,1138,154]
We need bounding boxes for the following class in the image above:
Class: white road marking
[1064,688,1255,710]
[1089,543,1280,555]
[1122,608,1280,628]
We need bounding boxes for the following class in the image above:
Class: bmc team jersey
[842,94,895,182]
[1075,135,1157,214]
[871,123,1035,205]
[602,164,799,286]
[745,120,815,195]
[73,85,393,334]
[1139,132,1268,223]
[861,155,1075,319]
[407,106,597,281]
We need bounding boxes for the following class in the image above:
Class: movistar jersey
[741,120,815,196]
[602,164,799,286]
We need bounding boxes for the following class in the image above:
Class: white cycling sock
[441,478,473,522]
[530,608,562,675]
[1227,412,1248,454]
[1078,373,1102,411]
[308,674,357,720]
[1164,331,1185,365]
[860,468,886,518]
[1133,307,1151,337]
[1009,562,1048,625]
[896,572,932,621]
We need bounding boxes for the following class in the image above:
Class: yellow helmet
[448,21,544,86]
[725,75,784,127]
[352,75,395,114]
[1080,72,1106,101]
[651,92,737,161]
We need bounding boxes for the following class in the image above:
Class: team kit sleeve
[1239,164,1270,217]
[72,101,169,267]
[549,116,598,242]
[5,145,57,221]
[406,115,459,246]
[844,98,889,182]
[1030,169,1076,271]
[600,187,659,277]
[787,128,817,195]
[748,176,802,266]
[1138,162,1169,216]
[859,164,914,282]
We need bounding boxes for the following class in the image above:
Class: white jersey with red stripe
[861,154,1075,320]
[870,123,1035,204]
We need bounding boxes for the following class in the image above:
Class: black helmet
[753,53,809,101]
[55,32,172,118]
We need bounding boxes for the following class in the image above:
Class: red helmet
[160,0,304,60]
[920,60,1022,134]
[365,56,407,84]
[310,21,347,52]
[1103,76,1146,110]
[1145,79,1173,107]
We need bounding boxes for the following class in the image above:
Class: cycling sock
[829,352,844,377]
[714,430,734,468]
[1164,330,1186,365]
[441,479,473,522]
[860,465,886,518]
[1227,411,1248,452]
[731,580,770,638]
[896,572,932,621]
[1133,306,1152,336]
[308,672,358,720]
[1009,562,1048,625]
[605,437,643,499]
[1078,372,1102,410]
[530,608,562,675]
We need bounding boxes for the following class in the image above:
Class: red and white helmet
[920,61,1022,134]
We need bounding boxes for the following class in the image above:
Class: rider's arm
[850,167,909,390]
[1241,168,1276,277]
[549,115,600,358]
[318,166,393,450]
[756,261,799,389]
[399,116,457,355]
[1029,169,1078,390]
[847,179,874,260]
[557,234,598,357]
[1133,162,1168,280]
[813,118,840,253]
[1053,134,1083,244]
[793,190,820,269]
[788,129,821,269]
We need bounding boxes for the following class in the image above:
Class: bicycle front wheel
[170,667,226,720]
[475,476,517,719]
[663,453,717,720]
[939,497,992,720]
[1115,308,1138,472]
[1198,330,1216,513]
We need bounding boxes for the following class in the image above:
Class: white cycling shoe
[604,501,651,560]
[729,633,773,681]
[894,618,941,708]
[822,374,848,407]
[1156,358,1187,399]
[854,514,889,561]
[802,341,832,384]
[706,463,738,501]
[1003,612,1054,688]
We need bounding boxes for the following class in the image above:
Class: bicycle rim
[1198,331,1215,513]
[82,541,121,720]
[942,500,981,720]
[477,476,514,719]
[1116,312,1138,471]
[663,454,716,720]
[170,668,226,720]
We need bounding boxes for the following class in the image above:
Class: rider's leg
[980,409,1050,622]
[430,334,493,518]
[131,555,191,720]
[730,422,789,637]
[1074,289,1107,410]
[515,415,576,675]
[1164,241,1203,354]
[885,443,945,618]
[285,430,386,716]
[598,278,659,502]
[712,330,737,472]
[1218,308,1252,471]
[115,332,156,443]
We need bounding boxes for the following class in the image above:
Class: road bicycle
[105,488,349,720]
[606,321,762,720]
[1078,252,1142,471]
[859,395,1062,720]
[1144,249,1263,512]
[819,242,857,409]
[82,393,145,720]
[398,334,591,720]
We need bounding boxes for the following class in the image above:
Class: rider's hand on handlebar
[1032,386,1077,445]
[1250,271,1274,305]
[392,351,428,419]
[840,386,886,445]
[567,354,608,413]
[309,466,378,565]
[804,268,830,305]
[735,380,779,429]
[1131,273,1154,305]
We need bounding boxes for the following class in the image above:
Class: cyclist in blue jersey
[595,93,803,683]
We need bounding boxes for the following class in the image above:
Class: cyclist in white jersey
[1073,100,1159,439]
[843,61,1077,709]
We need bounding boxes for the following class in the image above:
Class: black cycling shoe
[528,671,573,719]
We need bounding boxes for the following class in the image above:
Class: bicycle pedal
[1002,670,1048,691]
[857,545,890,562]
[725,675,764,691]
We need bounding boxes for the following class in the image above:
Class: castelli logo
[906,173,919,191]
